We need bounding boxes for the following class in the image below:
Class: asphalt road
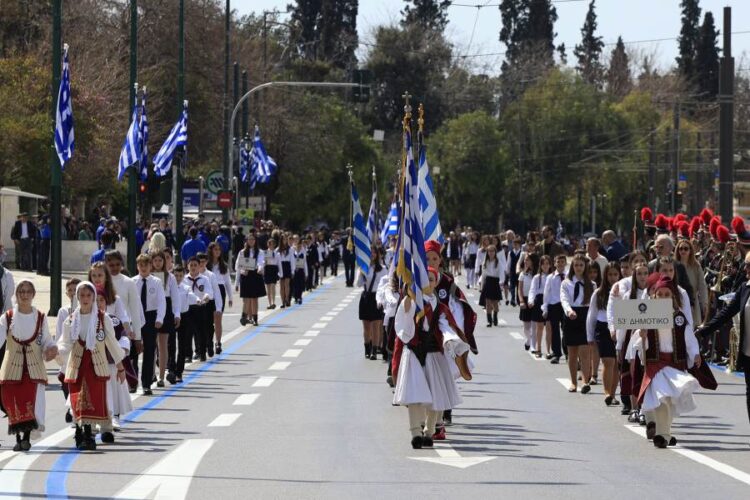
[1,274,749,499]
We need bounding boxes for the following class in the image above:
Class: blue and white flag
[397,130,429,314]
[351,181,372,275]
[380,201,399,246]
[418,142,443,244]
[54,44,75,168]
[366,187,382,243]
[239,142,250,183]
[250,126,277,184]
[139,89,149,181]
[117,97,142,182]
[153,102,188,177]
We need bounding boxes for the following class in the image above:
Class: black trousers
[202,300,215,354]
[344,255,355,286]
[292,269,306,300]
[38,239,50,274]
[548,303,564,358]
[19,238,32,271]
[330,252,340,276]
[175,308,196,376]
[141,310,158,390]
[741,353,750,425]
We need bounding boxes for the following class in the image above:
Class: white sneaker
[112,415,121,431]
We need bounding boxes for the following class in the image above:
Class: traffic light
[139,182,146,195]
[352,69,372,103]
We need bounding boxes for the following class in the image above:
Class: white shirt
[529,274,548,307]
[560,276,589,315]
[394,293,456,344]
[586,288,609,343]
[0,307,54,350]
[292,249,308,275]
[151,271,182,319]
[479,259,503,285]
[202,269,223,312]
[542,270,567,314]
[176,281,199,314]
[131,274,167,324]
[357,266,388,292]
[20,222,29,239]
[106,296,131,325]
[376,274,399,320]
[235,248,265,289]
[518,272,534,297]
[112,272,143,340]
[185,274,213,302]
[211,264,233,302]
[263,249,279,267]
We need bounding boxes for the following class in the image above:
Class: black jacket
[696,281,750,371]
[11,221,36,241]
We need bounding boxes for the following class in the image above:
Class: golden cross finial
[418,103,425,132]
[402,91,412,114]
[346,163,354,181]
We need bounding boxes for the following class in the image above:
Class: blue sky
[233,0,750,73]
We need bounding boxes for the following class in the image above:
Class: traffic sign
[217,190,233,209]
[206,170,223,195]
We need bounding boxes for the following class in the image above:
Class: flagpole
[49,0,62,315]
[347,164,354,251]
[127,0,138,273]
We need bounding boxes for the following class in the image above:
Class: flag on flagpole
[239,141,250,183]
[54,44,74,168]
[366,186,381,243]
[153,101,188,177]
[139,88,149,181]
[418,140,443,244]
[380,201,399,246]
[250,126,277,184]
[351,180,372,275]
[397,129,429,315]
[117,96,142,182]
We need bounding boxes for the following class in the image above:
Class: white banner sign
[612,299,674,329]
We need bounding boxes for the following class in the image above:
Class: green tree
[431,111,510,229]
[676,0,702,82]
[607,36,631,99]
[289,0,322,60]
[573,0,604,86]
[695,11,720,99]
[401,0,452,32]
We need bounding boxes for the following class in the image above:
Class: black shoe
[74,427,83,449]
[253,315,258,325]
[207,345,214,357]
[166,372,177,385]
[581,385,591,394]
[215,342,222,355]
[411,436,423,449]
[270,304,276,310]
[621,406,631,416]
[240,316,248,326]
[524,344,530,351]
[422,436,434,448]
[605,396,613,406]
[143,388,153,396]
[493,313,498,326]
[192,354,201,361]
[156,380,165,388]
[129,387,137,394]
[176,375,184,383]
[65,409,73,423]
[386,375,394,387]
[653,435,668,448]
[200,355,207,362]
[486,322,492,327]
[545,354,554,360]
[369,352,378,360]
[550,357,560,364]
[443,410,452,425]
[646,422,656,440]
[280,304,286,309]
[668,436,677,446]
[365,343,371,358]
[101,431,115,443]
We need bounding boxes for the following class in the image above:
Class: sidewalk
[9,269,89,335]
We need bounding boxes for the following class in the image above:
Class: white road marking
[114,439,215,499]
[556,378,573,390]
[295,339,312,346]
[0,427,72,498]
[624,425,750,485]
[498,318,508,326]
[326,311,339,316]
[0,451,15,465]
[283,349,302,358]
[233,394,261,406]
[311,322,328,329]
[409,442,495,469]
[304,330,320,337]
[320,316,335,321]
[208,413,242,427]
[269,361,291,371]
[253,376,277,387]
[509,331,524,340]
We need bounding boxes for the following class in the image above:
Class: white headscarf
[8,279,37,340]
[69,281,99,351]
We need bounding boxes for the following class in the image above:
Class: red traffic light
[139,182,147,194]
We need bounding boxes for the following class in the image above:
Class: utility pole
[222,0,230,222]
[695,132,703,213]
[172,0,185,258]
[49,0,62,314]
[671,102,681,214]
[241,70,249,137]
[127,0,138,273]
[648,129,655,209]
[718,6,735,223]
[233,62,239,139]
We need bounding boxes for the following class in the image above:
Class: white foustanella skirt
[393,349,463,411]
[641,366,700,415]
[107,364,133,416]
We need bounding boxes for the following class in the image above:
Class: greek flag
[239,142,250,183]
[397,130,429,314]
[153,102,188,177]
[366,187,381,243]
[351,181,372,275]
[54,44,74,168]
[418,142,443,243]
[380,201,399,246]
[139,89,149,181]
[117,98,142,182]
[250,126,277,183]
